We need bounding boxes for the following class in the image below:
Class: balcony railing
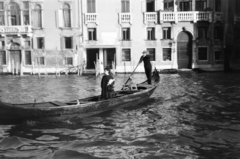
[160,11,212,23]
[85,13,98,25]
[119,13,132,24]
[215,12,223,22]
[0,26,32,34]
[234,15,240,24]
[144,12,157,24]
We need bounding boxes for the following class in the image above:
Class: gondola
[0,68,160,123]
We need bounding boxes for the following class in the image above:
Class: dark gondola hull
[0,69,160,123]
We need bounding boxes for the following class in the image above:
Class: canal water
[0,72,240,159]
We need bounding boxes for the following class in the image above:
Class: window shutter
[92,0,96,13]
[141,1,146,12]
[33,37,37,49]
[121,0,125,12]
[60,36,65,50]
[57,10,63,28]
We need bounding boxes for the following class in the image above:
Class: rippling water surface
[0,72,240,159]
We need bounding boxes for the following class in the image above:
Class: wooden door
[177,31,192,69]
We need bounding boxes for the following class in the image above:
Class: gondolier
[139,50,152,85]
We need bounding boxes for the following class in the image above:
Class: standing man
[139,50,152,84]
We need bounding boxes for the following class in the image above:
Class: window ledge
[59,27,73,30]
[32,27,44,30]
[120,40,132,41]
[145,39,157,41]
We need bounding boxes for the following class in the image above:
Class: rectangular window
[64,37,72,49]
[236,1,240,14]
[147,48,155,61]
[0,51,6,65]
[0,2,4,25]
[198,47,208,61]
[39,57,45,65]
[198,27,207,39]
[25,51,32,65]
[214,26,223,40]
[25,40,30,49]
[179,1,192,11]
[163,27,171,39]
[0,41,5,49]
[147,27,155,40]
[215,0,221,12]
[122,28,130,40]
[235,48,240,60]
[122,49,131,61]
[164,0,174,11]
[163,48,172,61]
[88,28,97,40]
[196,0,207,11]
[122,0,130,13]
[214,50,222,61]
[65,57,73,65]
[146,0,155,12]
[87,0,96,13]
[36,37,44,49]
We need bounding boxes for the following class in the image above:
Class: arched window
[63,3,71,27]
[33,4,42,28]
[9,2,21,26]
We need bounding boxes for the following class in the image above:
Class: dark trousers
[144,66,152,84]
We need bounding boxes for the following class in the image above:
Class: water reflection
[0,72,240,158]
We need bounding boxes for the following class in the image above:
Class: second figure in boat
[101,67,115,100]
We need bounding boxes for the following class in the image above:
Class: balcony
[215,12,223,22]
[160,11,212,23]
[234,15,240,24]
[144,12,157,24]
[85,13,98,25]
[119,13,132,24]
[0,26,32,34]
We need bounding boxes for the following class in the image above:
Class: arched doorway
[177,31,193,69]
[9,42,21,75]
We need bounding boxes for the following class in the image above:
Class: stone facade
[0,0,239,75]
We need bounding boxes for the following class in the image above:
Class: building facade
[0,0,239,75]
[81,0,228,73]
[0,0,82,75]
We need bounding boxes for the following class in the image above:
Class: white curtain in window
[63,4,71,27]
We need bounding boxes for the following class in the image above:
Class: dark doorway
[86,49,99,69]
[10,50,21,74]
[177,31,193,69]
[104,48,116,69]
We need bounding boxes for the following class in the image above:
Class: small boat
[0,69,160,123]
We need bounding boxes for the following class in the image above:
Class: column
[99,48,104,73]
[192,40,197,68]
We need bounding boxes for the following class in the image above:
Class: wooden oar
[122,62,140,89]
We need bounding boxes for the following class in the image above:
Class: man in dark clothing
[139,50,152,84]
[101,68,115,99]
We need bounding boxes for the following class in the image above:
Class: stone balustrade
[85,13,98,24]
[0,26,32,34]
[119,13,132,24]
[144,12,157,24]
[160,11,212,23]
